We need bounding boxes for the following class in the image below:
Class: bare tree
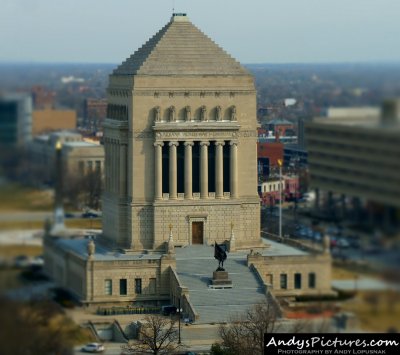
[0,298,86,355]
[290,317,332,333]
[64,169,103,210]
[217,301,280,355]
[121,315,180,355]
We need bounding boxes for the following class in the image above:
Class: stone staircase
[175,245,267,324]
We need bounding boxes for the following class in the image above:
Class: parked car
[81,343,105,353]
[336,238,350,248]
[161,305,177,316]
[31,255,44,266]
[14,255,30,268]
[312,231,323,242]
[82,212,99,218]
[330,236,338,248]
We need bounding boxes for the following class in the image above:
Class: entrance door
[192,222,204,244]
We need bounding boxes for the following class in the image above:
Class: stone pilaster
[119,144,127,196]
[169,141,179,200]
[154,142,164,200]
[184,141,194,199]
[230,141,238,198]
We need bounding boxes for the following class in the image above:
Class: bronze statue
[214,242,227,271]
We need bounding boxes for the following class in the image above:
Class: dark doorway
[192,221,204,244]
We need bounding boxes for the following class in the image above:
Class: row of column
[154,140,238,200]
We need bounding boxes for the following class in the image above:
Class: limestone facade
[248,252,333,297]
[43,14,333,310]
[44,237,175,308]
[101,14,260,251]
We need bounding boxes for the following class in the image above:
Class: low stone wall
[248,252,333,297]
[169,267,199,321]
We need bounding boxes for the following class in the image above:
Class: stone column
[113,141,118,193]
[111,141,116,192]
[230,141,238,198]
[200,141,209,199]
[154,142,164,200]
[184,141,194,199]
[169,141,179,200]
[119,144,127,196]
[215,141,225,199]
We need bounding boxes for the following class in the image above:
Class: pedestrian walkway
[175,245,267,324]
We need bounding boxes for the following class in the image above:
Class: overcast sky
[1,0,400,64]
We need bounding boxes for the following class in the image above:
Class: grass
[0,184,53,211]
[0,218,102,231]
[0,268,25,290]
[332,266,400,332]
[341,290,400,332]
[66,218,102,229]
[332,266,360,280]
[0,244,43,258]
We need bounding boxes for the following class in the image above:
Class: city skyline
[2,0,400,64]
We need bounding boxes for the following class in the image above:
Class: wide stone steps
[175,246,267,324]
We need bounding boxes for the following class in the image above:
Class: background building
[31,85,56,109]
[32,109,77,136]
[30,130,104,187]
[306,99,400,228]
[257,141,284,181]
[0,93,32,147]
[83,98,107,133]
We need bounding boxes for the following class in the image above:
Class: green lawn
[0,184,53,211]
[0,218,102,230]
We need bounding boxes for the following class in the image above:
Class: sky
[1,0,400,64]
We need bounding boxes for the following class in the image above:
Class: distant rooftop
[63,141,100,148]
[326,106,380,119]
[55,238,162,261]
[267,118,293,125]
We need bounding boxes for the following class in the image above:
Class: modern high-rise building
[0,93,32,147]
[306,99,400,224]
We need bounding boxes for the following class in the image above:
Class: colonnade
[154,140,238,200]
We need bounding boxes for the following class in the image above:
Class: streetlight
[278,159,283,239]
[178,298,183,344]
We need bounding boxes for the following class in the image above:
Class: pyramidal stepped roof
[113,14,249,76]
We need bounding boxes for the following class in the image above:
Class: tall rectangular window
[280,274,287,289]
[294,273,302,289]
[135,278,142,294]
[266,274,273,287]
[104,279,112,295]
[119,279,127,296]
[308,273,316,288]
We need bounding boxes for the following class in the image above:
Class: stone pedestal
[210,270,232,288]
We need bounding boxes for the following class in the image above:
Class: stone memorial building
[102,13,260,251]
[44,14,331,312]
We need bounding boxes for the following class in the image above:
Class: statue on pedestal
[214,242,227,271]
